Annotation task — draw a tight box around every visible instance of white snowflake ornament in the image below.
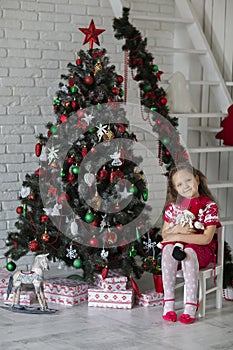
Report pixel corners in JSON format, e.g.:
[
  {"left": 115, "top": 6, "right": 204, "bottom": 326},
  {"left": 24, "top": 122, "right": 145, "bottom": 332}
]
[
  {"left": 81, "top": 114, "right": 95, "bottom": 125},
  {"left": 47, "top": 146, "right": 60, "bottom": 164},
  {"left": 96, "top": 123, "right": 108, "bottom": 140},
  {"left": 66, "top": 245, "right": 78, "bottom": 259}
]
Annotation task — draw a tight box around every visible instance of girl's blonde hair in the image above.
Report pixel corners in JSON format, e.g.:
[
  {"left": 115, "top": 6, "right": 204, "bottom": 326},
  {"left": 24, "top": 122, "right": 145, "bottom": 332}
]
[{"left": 164, "top": 163, "right": 217, "bottom": 209}]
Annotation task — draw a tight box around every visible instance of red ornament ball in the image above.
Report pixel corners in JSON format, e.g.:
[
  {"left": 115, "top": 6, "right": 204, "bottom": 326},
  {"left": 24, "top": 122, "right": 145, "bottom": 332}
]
[
  {"left": 112, "top": 86, "right": 120, "bottom": 95},
  {"left": 16, "top": 206, "right": 23, "bottom": 214},
  {"left": 67, "top": 157, "right": 74, "bottom": 164},
  {"left": 29, "top": 239, "right": 39, "bottom": 252},
  {"left": 71, "top": 100, "right": 78, "bottom": 110},
  {"left": 28, "top": 193, "right": 35, "bottom": 200},
  {"left": 76, "top": 58, "right": 82, "bottom": 66},
  {"left": 160, "top": 97, "right": 167, "bottom": 105},
  {"left": 84, "top": 75, "right": 94, "bottom": 85},
  {"left": 35, "top": 167, "right": 44, "bottom": 176},
  {"left": 89, "top": 236, "right": 99, "bottom": 247},
  {"left": 117, "top": 75, "right": 124, "bottom": 83},
  {"left": 60, "top": 115, "right": 68, "bottom": 123},
  {"left": 41, "top": 232, "right": 50, "bottom": 243},
  {"left": 41, "top": 215, "right": 49, "bottom": 222}
]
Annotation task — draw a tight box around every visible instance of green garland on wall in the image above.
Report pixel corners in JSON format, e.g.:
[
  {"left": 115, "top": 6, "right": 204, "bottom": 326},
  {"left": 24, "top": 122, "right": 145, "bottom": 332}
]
[{"left": 113, "top": 7, "right": 189, "bottom": 170}]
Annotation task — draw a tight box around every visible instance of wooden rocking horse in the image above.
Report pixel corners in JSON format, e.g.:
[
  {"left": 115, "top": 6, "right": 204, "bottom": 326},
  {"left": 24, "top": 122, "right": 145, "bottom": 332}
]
[{"left": 6, "top": 253, "right": 50, "bottom": 310}]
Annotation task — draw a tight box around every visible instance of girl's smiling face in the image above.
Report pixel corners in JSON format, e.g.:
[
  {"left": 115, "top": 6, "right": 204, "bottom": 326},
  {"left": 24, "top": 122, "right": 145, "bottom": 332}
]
[{"left": 172, "top": 169, "right": 200, "bottom": 199}]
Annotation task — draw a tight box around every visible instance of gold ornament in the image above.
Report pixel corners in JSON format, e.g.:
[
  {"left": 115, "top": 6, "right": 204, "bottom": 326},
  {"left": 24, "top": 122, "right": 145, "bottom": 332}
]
[
  {"left": 93, "top": 191, "right": 101, "bottom": 211},
  {"left": 103, "top": 124, "right": 114, "bottom": 142},
  {"left": 94, "top": 59, "right": 102, "bottom": 76}
]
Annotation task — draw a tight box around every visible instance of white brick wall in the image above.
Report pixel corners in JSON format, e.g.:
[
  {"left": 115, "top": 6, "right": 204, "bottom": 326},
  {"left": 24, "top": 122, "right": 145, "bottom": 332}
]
[{"left": 0, "top": 0, "right": 175, "bottom": 268}]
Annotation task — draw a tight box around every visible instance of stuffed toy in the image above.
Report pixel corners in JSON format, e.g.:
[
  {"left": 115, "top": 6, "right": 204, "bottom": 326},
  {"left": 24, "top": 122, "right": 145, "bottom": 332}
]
[{"left": 154, "top": 209, "right": 205, "bottom": 261}]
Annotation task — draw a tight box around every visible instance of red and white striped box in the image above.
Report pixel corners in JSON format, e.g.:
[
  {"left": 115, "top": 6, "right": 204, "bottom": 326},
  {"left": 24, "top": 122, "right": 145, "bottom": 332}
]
[
  {"left": 0, "top": 270, "right": 12, "bottom": 300},
  {"left": 4, "top": 291, "right": 35, "bottom": 306},
  {"left": 44, "top": 278, "right": 88, "bottom": 306},
  {"left": 136, "top": 290, "right": 164, "bottom": 307},
  {"left": 88, "top": 287, "right": 135, "bottom": 309},
  {"left": 94, "top": 270, "right": 127, "bottom": 292}
]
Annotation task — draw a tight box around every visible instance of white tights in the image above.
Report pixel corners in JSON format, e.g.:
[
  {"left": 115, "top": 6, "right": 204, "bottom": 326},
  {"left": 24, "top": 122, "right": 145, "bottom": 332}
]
[{"left": 162, "top": 244, "right": 199, "bottom": 317}]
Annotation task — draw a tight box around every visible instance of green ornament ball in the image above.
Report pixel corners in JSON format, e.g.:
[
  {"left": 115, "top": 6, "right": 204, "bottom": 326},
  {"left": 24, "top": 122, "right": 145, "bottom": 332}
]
[
  {"left": 129, "top": 185, "right": 138, "bottom": 195},
  {"left": 54, "top": 98, "right": 61, "bottom": 105},
  {"left": 50, "top": 125, "right": 58, "bottom": 134},
  {"left": 71, "top": 165, "right": 80, "bottom": 175},
  {"left": 85, "top": 211, "right": 95, "bottom": 223},
  {"left": 150, "top": 107, "right": 157, "bottom": 111},
  {"left": 60, "top": 169, "right": 66, "bottom": 177},
  {"left": 144, "top": 84, "right": 152, "bottom": 92},
  {"left": 97, "top": 103, "right": 102, "bottom": 111},
  {"left": 119, "top": 89, "right": 124, "bottom": 97},
  {"left": 73, "top": 258, "right": 83, "bottom": 269},
  {"left": 6, "top": 261, "right": 16, "bottom": 272},
  {"left": 142, "top": 188, "right": 148, "bottom": 201},
  {"left": 163, "top": 137, "right": 170, "bottom": 145},
  {"left": 70, "top": 86, "right": 78, "bottom": 93},
  {"left": 153, "top": 64, "right": 159, "bottom": 72}
]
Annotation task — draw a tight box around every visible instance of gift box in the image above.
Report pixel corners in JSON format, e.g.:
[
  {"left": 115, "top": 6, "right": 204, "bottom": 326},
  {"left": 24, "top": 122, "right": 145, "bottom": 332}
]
[
  {"left": 88, "top": 287, "right": 135, "bottom": 309},
  {"left": 94, "top": 270, "right": 127, "bottom": 292},
  {"left": 136, "top": 290, "right": 164, "bottom": 307},
  {"left": 0, "top": 270, "right": 12, "bottom": 300},
  {"left": 44, "top": 278, "right": 88, "bottom": 306},
  {"left": 4, "top": 291, "right": 35, "bottom": 306}
]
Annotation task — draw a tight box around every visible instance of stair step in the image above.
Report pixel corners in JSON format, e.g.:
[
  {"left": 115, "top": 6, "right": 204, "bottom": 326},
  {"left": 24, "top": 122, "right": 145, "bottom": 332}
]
[
  {"left": 226, "top": 82, "right": 233, "bottom": 86},
  {"left": 155, "top": 47, "right": 207, "bottom": 55},
  {"left": 162, "top": 80, "right": 220, "bottom": 86},
  {"left": 171, "top": 113, "right": 226, "bottom": 119},
  {"left": 208, "top": 181, "right": 233, "bottom": 189},
  {"left": 188, "top": 126, "right": 221, "bottom": 132},
  {"left": 189, "top": 146, "right": 233, "bottom": 153},
  {"left": 133, "top": 14, "right": 193, "bottom": 24}
]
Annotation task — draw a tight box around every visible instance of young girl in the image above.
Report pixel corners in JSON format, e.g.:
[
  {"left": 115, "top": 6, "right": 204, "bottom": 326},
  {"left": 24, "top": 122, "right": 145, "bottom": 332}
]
[{"left": 161, "top": 163, "right": 221, "bottom": 324}]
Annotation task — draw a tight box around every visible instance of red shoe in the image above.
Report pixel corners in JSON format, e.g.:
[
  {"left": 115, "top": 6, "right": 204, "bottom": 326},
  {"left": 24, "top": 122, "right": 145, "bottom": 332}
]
[
  {"left": 162, "top": 299, "right": 177, "bottom": 322},
  {"left": 179, "top": 302, "right": 199, "bottom": 325}
]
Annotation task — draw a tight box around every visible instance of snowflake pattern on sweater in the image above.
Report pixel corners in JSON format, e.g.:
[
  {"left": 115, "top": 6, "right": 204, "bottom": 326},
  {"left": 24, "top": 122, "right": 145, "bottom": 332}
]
[{"left": 164, "top": 194, "right": 221, "bottom": 230}]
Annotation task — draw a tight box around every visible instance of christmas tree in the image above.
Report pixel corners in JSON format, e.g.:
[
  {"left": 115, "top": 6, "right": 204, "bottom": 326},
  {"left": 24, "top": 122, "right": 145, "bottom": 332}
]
[
  {"left": 5, "top": 11, "right": 189, "bottom": 286},
  {"left": 5, "top": 19, "right": 156, "bottom": 284}
]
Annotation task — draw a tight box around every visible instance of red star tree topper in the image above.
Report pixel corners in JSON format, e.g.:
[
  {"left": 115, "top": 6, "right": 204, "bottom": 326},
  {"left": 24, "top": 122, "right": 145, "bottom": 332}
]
[{"left": 79, "top": 19, "right": 105, "bottom": 49}]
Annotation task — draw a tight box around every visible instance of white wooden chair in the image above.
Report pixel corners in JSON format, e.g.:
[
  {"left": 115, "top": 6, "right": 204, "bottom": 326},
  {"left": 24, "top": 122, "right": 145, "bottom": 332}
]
[{"left": 175, "top": 226, "right": 224, "bottom": 317}]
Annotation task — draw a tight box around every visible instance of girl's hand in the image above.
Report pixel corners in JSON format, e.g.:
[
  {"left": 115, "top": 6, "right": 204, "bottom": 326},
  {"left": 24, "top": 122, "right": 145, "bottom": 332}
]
[{"left": 164, "top": 224, "right": 196, "bottom": 236}]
